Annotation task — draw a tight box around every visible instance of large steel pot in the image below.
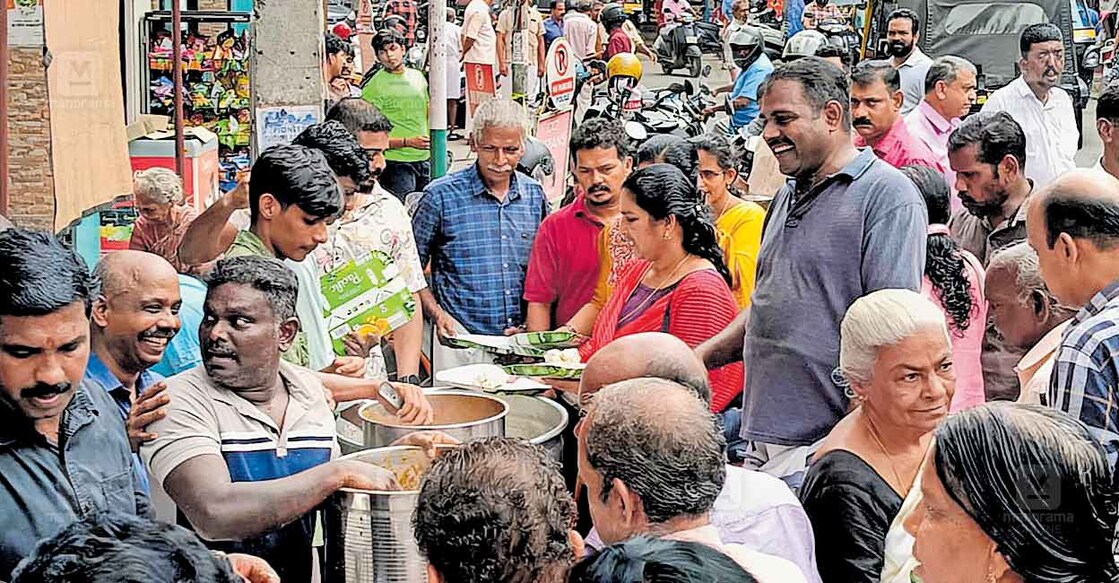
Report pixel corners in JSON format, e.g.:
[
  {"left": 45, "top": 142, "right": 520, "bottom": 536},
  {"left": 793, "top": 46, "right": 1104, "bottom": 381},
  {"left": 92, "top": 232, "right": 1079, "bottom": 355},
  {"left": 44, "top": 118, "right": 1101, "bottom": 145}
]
[
  {"left": 339, "top": 390, "right": 507, "bottom": 454},
  {"left": 500, "top": 394, "right": 569, "bottom": 462},
  {"left": 322, "top": 446, "right": 429, "bottom": 582}
]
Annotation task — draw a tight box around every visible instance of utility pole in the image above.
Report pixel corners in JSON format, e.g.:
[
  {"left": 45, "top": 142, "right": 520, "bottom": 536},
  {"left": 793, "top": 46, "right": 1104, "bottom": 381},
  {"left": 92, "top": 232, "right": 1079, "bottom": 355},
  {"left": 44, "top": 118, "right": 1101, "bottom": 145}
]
[{"left": 429, "top": 0, "right": 448, "bottom": 179}]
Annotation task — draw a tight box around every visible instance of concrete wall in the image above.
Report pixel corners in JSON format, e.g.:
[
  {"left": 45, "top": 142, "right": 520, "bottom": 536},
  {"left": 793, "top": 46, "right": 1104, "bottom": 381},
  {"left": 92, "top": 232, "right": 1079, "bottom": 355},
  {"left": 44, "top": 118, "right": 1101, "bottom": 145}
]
[
  {"left": 7, "top": 48, "right": 56, "bottom": 230},
  {"left": 252, "top": 0, "right": 325, "bottom": 111}
]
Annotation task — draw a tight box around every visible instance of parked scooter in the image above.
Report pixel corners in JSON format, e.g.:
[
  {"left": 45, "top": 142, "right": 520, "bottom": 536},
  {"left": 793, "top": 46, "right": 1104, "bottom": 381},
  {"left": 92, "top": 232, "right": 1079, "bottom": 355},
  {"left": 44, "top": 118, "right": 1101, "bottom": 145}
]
[
  {"left": 655, "top": 11, "right": 718, "bottom": 77},
  {"left": 631, "top": 77, "right": 715, "bottom": 138}
]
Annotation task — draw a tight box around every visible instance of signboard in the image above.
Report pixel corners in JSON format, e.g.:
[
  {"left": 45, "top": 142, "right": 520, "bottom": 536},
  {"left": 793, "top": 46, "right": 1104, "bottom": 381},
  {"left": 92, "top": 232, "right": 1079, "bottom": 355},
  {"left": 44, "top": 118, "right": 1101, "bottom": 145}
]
[
  {"left": 320, "top": 251, "right": 417, "bottom": 357},
  {"left": 545, "top": 38, "right": 576, "bottom": 110},
  {"left": 535, "top": 109, "right": 573, "bottom": 206},
  {"left": 465, "top": 62, "right": 497, "bottom": 120},
  {"left": 8, "top": 0, "right": 43, "bottom": 47},
  {"left": 255, "top": 105, "right": 320, "bottom": 151}
]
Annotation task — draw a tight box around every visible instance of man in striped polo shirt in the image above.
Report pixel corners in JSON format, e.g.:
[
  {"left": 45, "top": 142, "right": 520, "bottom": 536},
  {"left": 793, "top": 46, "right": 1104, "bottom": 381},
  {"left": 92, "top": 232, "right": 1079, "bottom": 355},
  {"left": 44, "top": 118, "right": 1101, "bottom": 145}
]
[{"left": 141, "top": 256, "right": 400, "bottom": 582}]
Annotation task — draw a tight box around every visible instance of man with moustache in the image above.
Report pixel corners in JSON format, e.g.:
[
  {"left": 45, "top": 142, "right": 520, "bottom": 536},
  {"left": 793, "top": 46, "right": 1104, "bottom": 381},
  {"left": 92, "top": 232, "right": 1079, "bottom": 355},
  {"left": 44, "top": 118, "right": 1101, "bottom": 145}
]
[
  {"left": 946, "top": 111, "right": 1032, "bottom": 264},
  {"left": 695, "top": 58, "right": 926, "bottom": 488},
  {"left": 140, "top": 256, "right": 406, "bottom": 582},
  {"left": 0, "top": 229, "right": 146, "bottom": 578},
  {"left": 981, "top": 23, "right": 1077, "bottom": 189},
  {"left": 947, "top": 111, "right": 1032, "bottom": 402},
  {"left": 850, "top": 60, "right": 942, "bottom": 172},
  {"left": 412, "top": 99, "right": 548, "bottom": 371},
  {"left": 884, "top": 8, "right": 932, "bottom": 115},
  {"left": 84, "top": 251, "right": 181, "bottom": 495},
  {"left": 905, "top": 55, "right": 978, "bottom": 209},
  {"left": 523, "top": 118, "right": 631, "bottom": 331},
  {"left": 1094, "top": 84, "right": 1119, "bottom": 180}
]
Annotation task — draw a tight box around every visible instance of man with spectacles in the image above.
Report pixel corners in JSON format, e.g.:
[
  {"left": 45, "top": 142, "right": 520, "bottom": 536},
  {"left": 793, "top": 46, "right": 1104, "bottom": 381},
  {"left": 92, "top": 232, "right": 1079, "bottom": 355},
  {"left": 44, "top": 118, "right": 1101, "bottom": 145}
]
[
  {"left": 980, "top": 23, "right": 1077, "bottom": 189},
  {"left": 412, "top": 99, "right": 549, "bottom": 372}
]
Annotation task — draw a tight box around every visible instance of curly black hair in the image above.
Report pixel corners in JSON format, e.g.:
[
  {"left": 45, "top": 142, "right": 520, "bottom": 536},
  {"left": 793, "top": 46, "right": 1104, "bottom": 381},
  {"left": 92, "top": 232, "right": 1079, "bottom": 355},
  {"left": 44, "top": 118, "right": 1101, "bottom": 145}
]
[
  {"left": 623, "top": 164, "right": 732, "bottom": 285},
  {"left": 413, "top": 437, "right": 576, "bottom": 583},
  {"left": 901, "top": 165, "right": 974, "bottom": 334},
  {"left": 12, "top": 512, "right": 242, "bottom": 583},
  {"left": 292, "top": 120, "right": 372, "bottom": 186}
]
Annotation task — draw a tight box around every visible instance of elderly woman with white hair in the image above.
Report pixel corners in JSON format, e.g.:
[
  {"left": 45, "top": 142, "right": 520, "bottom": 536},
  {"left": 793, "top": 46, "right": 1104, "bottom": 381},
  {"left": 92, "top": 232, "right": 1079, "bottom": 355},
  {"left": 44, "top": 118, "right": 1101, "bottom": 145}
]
[
  {"left": 799, "top": 289, "right": 955, "bottom": 583},
  {"left": 128, "top": 167, "right": 208, "bottom": 276}
]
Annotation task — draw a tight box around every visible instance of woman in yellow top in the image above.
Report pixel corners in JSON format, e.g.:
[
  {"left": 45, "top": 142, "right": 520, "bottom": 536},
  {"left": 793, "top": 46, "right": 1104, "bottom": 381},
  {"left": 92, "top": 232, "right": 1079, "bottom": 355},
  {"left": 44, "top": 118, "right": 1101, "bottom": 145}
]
[{"left": 693, "top": 134, "right": 765, "bottom": 308}]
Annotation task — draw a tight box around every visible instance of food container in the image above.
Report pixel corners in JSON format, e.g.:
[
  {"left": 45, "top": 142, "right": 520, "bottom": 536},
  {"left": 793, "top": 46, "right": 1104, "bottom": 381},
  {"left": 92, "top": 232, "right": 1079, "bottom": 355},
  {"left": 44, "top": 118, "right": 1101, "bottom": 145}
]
[
  {"left": 339, "top": 390, "right": 508, "bottom": 454},
  {"left": 322, "top": 446, "right": 430, "bottom": 582},
  {"left": 500, "top": 394, "right": 569, "bottom": 462}
]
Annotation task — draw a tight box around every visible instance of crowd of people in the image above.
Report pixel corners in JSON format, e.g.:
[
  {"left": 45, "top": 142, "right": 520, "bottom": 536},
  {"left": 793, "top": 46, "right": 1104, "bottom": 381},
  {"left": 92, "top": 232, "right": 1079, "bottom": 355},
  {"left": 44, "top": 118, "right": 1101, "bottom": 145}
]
[{"left": 7, "top": 0, "right": 1119, "bottom": 581}]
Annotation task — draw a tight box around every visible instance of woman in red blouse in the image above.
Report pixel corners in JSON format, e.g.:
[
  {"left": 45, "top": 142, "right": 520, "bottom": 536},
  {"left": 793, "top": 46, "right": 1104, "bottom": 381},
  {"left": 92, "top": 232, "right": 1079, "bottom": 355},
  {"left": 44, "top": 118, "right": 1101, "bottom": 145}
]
[{"left": 577, "top": 164, "right": 744, "bottom": 412}]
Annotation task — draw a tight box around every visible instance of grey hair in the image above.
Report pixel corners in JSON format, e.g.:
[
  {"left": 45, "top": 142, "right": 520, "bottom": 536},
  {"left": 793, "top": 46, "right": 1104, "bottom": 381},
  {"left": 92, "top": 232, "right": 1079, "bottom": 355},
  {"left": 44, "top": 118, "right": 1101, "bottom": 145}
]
[
  {"left": 988, "top": 241, "right": 1076, "bottom": 316},
  {"left": 924, "top": 55, "right": 977, "bottom": 95},
  {"left": 839, "top": 289, "right": 950, "bottom": 385},
  {"left": 471, "top": 99, "right": 528, "bottom": 145},
  {"left": 584, "top": 378, "right": 726, "bottom": 524},
  {"left": 133, "top": 167, "right": 184, "bottom": 205},
  {"left": 445, "top": 6, "right": 456, "bottom": 21}
]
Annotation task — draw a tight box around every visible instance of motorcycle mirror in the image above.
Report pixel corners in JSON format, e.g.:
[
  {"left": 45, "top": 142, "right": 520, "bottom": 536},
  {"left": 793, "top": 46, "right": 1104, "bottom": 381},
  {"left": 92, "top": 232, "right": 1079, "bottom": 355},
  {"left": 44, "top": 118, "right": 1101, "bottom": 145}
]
[
  {"left": 684, "top": 80, "right": 695, "bottom": 96},
  {"left": 702, "top": 64, "right": 712, "bottom": 77},
  {"left": 624, "top": 121, "right": 648, "bottom": 142},
  {"left": 668, "top": 82, "right": 685, "bottom": 93}
]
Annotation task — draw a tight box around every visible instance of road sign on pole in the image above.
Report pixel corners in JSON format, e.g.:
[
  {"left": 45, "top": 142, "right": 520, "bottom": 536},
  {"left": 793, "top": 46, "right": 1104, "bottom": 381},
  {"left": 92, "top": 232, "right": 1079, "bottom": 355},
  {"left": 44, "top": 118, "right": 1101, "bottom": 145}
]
[{"left": 545, "top": 38, "right": 576, "bottom": 111}]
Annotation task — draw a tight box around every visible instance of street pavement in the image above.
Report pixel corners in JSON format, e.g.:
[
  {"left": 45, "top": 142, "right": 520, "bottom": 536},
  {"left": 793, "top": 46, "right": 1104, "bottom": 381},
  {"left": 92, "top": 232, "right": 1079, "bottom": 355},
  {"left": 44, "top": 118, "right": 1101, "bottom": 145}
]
[{"left": 448, "top": 54, "right": 1104, "bottom": 172}]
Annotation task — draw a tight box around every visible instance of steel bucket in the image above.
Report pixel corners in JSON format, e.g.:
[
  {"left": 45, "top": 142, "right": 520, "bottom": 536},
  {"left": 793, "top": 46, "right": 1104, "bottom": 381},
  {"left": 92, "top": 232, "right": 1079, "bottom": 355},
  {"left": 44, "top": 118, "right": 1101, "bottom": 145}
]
[
  {"left": 339, "top": 390, "right": 507, "bottom": 454},
  {"left": 500, "top": 394, "right": 569, "bottom": 462},
  {"left": 322, "top": 446, "right": 430, "bottom": 583}
]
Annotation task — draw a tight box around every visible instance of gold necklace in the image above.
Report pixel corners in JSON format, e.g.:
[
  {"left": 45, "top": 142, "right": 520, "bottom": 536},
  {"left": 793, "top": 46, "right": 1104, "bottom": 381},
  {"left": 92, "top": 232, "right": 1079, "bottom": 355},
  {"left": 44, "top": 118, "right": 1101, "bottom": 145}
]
[
  {"left": 863, "top": 412, "right": 906, "bottom": 493},
  {"left": 618, "top": 255, "right": 690, "bottom": 323}
]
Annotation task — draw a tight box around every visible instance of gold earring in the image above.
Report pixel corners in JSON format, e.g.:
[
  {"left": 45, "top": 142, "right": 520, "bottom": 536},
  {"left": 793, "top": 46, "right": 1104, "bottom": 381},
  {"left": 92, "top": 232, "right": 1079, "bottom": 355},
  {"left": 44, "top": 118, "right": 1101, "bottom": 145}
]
[{"left": 662, "top": 231, "right": 671, "bottom": 240}]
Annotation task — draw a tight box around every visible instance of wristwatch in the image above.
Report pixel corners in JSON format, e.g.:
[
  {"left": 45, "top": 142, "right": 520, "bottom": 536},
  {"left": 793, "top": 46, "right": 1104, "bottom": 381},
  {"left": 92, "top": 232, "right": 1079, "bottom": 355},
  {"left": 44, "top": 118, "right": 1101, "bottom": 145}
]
[{"left": 398, "top": 374, "right": 422, "bottom": 386}]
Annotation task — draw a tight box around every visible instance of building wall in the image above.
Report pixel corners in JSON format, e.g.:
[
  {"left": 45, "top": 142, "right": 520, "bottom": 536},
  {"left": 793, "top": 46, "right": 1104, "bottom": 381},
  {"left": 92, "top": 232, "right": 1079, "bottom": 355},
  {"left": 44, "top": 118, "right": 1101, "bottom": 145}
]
[{"left": 7, "top": 47, "right": 56, "bottom": 230}]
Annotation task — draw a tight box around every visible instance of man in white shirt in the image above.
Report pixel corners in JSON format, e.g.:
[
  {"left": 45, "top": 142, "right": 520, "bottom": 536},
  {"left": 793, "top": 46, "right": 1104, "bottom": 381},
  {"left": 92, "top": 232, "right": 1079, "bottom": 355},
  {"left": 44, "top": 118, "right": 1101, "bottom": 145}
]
[
  {"left": 564, "top": 0, "right": 599, "bottom": 118},
  {"left": 1095, "top": 82, "right": 1119, "bottom": 179},
  {"left": 904, "top": 55, "right": 977, "bottom": 210},
  {"left": 578, "top": 378, "right": 809, "bottom": 583},
  {"left": 885, "top": 8, "right": 932, "bottom": 115},
  {"left": 985, "top": 242, "right": 1076, "bottom": 405},
  {"left": 462, "top": 0, "right": 497, "bottom": 129},
  {"left": 444, "top": 7, "right": 464, "bottom": 138},
  {"left": 576, "top": 333, "right": 821, "bottom": 582},
  {"left": 981, "top": 23, "right": 1078, "bottom": 189}
]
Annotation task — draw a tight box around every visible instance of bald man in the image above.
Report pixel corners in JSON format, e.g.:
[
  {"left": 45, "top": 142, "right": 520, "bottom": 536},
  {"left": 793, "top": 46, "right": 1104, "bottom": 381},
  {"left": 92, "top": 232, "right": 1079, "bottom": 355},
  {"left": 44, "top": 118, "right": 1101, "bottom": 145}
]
[
  {"left": 85, "top": 251, "right": 182, "bottom": 491},
  {"left": 1027, "top": 169, "right": 1119, "bottom": 472},
  {"left": 576, "top": 333, "right": 821, "bottom": 582}
]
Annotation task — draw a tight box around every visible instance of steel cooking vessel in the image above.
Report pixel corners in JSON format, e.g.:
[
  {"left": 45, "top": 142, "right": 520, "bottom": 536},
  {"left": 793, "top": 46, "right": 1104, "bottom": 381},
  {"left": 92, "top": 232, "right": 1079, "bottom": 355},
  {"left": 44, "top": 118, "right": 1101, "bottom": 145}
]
[
  {"left": 500, "top": 394, "right": 568, "bottom": 462},
  {"left": 322, "top": 446, "right": 430, "bottom": 583},
  {"left": 339, "top": 390, "right": 507, "bottom": 454}
]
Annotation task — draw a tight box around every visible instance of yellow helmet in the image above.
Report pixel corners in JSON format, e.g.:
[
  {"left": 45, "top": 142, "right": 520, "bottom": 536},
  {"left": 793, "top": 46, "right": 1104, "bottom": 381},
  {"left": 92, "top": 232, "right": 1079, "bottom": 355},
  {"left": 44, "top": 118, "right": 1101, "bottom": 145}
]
[{"left": 606, "top": 52, "right": 643, "bottom": 81}]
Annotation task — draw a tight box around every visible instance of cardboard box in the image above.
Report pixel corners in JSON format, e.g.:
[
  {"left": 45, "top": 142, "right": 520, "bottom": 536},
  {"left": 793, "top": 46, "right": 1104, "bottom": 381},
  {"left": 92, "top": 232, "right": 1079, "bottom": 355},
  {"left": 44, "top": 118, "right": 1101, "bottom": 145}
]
[
  {"left": 320, "top": 251, "right": 417, "bottom": 356},
  {"left": 127, "top": 115, "right": 221, "bottom": 211}
]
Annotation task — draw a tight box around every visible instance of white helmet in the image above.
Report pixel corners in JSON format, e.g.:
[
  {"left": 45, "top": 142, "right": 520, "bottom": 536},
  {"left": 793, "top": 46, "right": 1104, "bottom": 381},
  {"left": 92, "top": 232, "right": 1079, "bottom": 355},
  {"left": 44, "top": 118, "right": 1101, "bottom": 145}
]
[{"left": 782, "top": 30, "right": 827, "bottom": 61}]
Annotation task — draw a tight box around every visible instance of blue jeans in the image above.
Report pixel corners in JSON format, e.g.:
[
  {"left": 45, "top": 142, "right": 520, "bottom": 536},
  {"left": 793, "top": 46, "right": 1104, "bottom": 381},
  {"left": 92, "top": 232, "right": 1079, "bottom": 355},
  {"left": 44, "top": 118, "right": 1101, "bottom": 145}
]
[{"left": 718, "top": 407, "right": 750, "bottom": 465}]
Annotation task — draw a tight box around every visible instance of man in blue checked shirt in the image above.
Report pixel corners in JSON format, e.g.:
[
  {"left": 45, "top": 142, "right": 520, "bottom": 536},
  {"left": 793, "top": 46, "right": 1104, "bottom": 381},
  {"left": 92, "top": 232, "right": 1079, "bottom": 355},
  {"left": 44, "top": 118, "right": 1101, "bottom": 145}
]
[
  {"left": 1027, "top": 170, "right": 1119, "bottom": 471},
  {"left": 412, "top": 98, "right": 549, "bottom": 372},
  {"left": 84, "top": 250, "right": 182, "bottom": 494}
]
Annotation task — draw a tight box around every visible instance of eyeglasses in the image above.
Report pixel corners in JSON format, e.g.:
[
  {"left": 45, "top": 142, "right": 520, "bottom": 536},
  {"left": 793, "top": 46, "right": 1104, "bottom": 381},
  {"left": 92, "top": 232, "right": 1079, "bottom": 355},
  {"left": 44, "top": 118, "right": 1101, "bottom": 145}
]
[{"left": 698, "top": 169, "right": 725, "bottom": 181}]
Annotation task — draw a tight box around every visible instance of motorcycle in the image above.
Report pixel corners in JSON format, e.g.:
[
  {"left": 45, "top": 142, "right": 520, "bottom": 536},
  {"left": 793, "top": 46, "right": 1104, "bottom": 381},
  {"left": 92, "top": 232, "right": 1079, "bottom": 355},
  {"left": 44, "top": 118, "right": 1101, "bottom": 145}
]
[
  {"left": 655, "top": 12, "right": 718, "bottom": 77},
  {"left": 639, "top": 79, "right": 714, "bottom": 137},
  {"left": 817, "top": 18, "right": 861, "bottom": 66}
]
